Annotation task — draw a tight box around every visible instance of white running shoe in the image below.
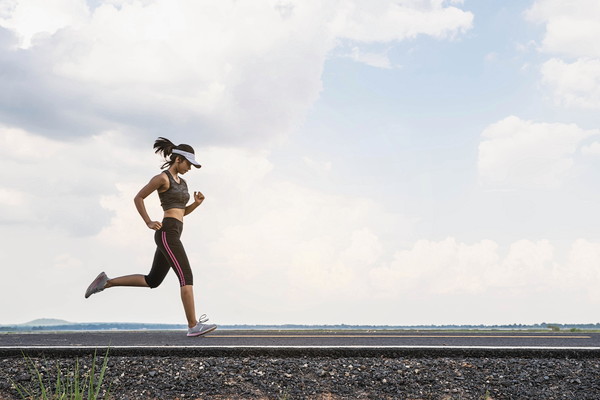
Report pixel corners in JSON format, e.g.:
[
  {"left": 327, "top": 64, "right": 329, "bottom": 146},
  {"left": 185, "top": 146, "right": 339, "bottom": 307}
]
[
  {"left": 187, "top": 314, "right": 217, "bottom": 337},
  {"left": 84, "top": 272, "right": 109, "bottom": 299}
]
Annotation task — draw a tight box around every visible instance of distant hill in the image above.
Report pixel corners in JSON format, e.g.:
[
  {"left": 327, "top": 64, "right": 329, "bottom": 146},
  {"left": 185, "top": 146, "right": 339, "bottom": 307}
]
[{"left": 21, "top": 318, "right": 71, "bottom": 326}]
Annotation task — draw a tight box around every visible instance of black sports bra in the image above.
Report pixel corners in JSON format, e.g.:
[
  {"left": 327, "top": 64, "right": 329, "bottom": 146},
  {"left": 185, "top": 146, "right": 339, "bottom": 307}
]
[{"left": 158, "top": 171, "right": 190, "bottom": 211}]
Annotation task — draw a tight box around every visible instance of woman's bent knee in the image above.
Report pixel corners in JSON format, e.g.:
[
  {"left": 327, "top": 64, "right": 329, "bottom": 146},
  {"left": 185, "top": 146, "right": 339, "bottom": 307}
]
[{"left": 144, "top": 275, "right": 161, "bottom": 289}]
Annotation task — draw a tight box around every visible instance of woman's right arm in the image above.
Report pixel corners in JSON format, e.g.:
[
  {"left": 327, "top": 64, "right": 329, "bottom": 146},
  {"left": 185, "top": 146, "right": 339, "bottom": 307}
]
[{"left": 134, "top": 174, "right": 167, "bottom": 230}]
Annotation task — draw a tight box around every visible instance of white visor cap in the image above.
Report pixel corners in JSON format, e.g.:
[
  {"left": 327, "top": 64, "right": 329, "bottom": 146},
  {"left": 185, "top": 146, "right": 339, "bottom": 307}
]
[{"left": 172, "top": 149, "right": 201, "bottom": 168}]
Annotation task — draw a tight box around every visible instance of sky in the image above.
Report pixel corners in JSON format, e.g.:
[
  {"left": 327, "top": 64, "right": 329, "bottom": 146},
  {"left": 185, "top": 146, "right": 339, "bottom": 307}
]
[{"left": 1, "top": 0, "right": 600, "bottom": 326}]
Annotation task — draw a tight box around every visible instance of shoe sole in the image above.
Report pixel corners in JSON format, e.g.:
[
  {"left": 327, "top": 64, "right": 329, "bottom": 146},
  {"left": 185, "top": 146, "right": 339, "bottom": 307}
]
[{"left": 187, "top": 325, "right": 217, "bottom": 337}]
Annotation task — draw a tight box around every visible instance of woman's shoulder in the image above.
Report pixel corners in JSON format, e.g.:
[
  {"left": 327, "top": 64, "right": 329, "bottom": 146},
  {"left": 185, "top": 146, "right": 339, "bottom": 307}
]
[
  {"left": 150, "top": 171, "right": 170, "bottom": 187},
  {"left": 151, "top": 171, "right": 170, "bottom": 193},
  {"left": 154, "top": 171, "right": 170, "bottom": 181}
]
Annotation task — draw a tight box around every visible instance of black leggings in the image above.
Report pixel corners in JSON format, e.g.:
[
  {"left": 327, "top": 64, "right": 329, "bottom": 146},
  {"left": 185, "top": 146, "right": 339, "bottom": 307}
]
[{"left": 145, "top": 218, "right": 193, "bottom": 288}]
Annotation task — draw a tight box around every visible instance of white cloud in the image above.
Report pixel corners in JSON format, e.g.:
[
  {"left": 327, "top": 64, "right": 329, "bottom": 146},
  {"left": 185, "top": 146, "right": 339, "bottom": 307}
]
[
  {"left": 0, "top": 0, "right": 472, "bottom": 143},
  {"left": 345, "top": 46, "right": 394, "bottom": 69},
  {"left": 369, "top": 237, "right": 598, "bottom": 301},
  {"left": 527, "top": 0, "right": 600, "bottom": 111},
  {"left": 0, "top": 186, "right": 27, "bottom": 207},
  {"left": 369, "top": 238, "right": 499, "bottom": 296},
  {"left": 581, "top": 141, "right": 600, "bottom": 155},
  {"left": 53, "top": 253, "right": 83, "bottom": 271},
  {"left": 0, "top": 0, "right": 89, "bottom": 48},
  {"left": 302, "top": 156, "right": 332, "bottom": 174},
  {"left": 541, "top": 58, "right": 600, "bottom": 109},
  {"left": 0, "top": 186, "right": 32, "bottom": 224},
  {"left": 565, "top": 239, "right": 600, "bottom": 302},
  {"left": 497, "top": 239, "right": 557, "bottom": 290},
  {"left": 477, "top": 116, "right": 599, "bottom": 189},
  {"left": 526, "top": 0, "right": 600, "bottom": 58},
  {"left": 330, "top": 0, "right": 473, "bottom": 42},
  {"left": 0, "top": 125, "right": 152, "bottom": 234},
  {"left": 200, "top": 172, "right": 405, "bottom": 303}
]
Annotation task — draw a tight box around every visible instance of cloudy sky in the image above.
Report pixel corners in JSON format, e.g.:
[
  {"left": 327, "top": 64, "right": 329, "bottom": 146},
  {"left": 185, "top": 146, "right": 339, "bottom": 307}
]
[{"left": 2, "top": 0, "right": 600, "bottom": 326}]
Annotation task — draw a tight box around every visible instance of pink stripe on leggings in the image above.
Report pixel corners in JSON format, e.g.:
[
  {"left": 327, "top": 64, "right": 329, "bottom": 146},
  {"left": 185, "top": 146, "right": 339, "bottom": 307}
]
[{"left": 162, "top": 231, "right": 186, "bottom": 286}]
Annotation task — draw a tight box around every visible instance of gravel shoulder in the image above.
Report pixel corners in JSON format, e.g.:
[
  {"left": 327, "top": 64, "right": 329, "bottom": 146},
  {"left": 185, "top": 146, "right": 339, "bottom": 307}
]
[{"left": 1, "top": 354, "right": 600, "bottom": 399}]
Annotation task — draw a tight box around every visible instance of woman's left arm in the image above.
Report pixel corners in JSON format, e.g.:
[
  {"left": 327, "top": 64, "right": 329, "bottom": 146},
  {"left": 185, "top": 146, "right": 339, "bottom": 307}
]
[{"left": 184, "top": 191, "right": 205, "bottom": 216}]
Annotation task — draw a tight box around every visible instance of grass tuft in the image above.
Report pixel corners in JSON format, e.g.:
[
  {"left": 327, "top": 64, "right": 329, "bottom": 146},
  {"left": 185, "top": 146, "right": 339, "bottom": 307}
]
[{"left": 10, "top": 348, "right": 111, "bottom": 400}]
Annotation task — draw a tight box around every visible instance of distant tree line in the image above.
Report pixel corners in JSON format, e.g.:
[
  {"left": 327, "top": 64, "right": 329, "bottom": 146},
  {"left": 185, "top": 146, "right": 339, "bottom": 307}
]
[{"left": 2, "top": 322, "right": 600, "bottom": 332}]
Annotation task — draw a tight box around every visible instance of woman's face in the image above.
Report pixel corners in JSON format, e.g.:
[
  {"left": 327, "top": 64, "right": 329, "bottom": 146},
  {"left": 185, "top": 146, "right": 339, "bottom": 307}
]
[{"left": 177, "top": 157, "right": 192, "bottom": 174}]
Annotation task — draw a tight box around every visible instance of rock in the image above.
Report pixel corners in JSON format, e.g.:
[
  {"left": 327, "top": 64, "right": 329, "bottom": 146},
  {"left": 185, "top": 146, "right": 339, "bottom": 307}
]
[{"left": 17, "top": 373, "right": 31, "bottom": 382}]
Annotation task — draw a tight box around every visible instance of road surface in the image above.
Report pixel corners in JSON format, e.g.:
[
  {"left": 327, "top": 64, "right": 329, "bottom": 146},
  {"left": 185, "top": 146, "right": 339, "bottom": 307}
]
[{"left": 2, "top": 330, "right": 599, "bottom": 357}]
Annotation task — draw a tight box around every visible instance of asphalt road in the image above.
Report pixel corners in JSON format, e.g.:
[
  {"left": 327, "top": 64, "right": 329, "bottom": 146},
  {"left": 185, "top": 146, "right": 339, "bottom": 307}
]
[{"left": 2, "top": 330, "right": 599, "bottom": 357}]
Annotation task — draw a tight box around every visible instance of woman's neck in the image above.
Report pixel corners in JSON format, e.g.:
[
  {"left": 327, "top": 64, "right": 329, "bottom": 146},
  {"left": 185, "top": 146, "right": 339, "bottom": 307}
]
[{"left": 168, "top": 165, "right": 180, "bottom": 182}]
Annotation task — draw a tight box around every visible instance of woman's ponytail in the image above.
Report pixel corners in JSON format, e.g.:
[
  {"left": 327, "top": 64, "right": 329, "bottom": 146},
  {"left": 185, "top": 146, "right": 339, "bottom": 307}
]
[
  {"left": 154, "top": 137, "right": 177, "bottom": 169},
  {"left": 154, "top": 137, "right": 175, "bottom": 157}
]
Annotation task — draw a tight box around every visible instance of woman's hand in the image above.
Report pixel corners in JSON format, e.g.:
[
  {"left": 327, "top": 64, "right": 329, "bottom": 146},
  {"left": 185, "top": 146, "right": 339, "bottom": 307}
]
[
  {"left": 146, "top": 221, "right": 162, "bottom": 230},
  {"left": 184, "top": 191, "right": 205, "bottom": 216},
  {"left": 193, "top": 191, "right": 205, "bottom": 205}
]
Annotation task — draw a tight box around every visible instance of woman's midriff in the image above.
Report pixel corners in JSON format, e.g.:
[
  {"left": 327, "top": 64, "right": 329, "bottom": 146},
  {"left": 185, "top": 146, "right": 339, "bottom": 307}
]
[{"left": 164, "top": 208, "right": 185, "bottom": 222}]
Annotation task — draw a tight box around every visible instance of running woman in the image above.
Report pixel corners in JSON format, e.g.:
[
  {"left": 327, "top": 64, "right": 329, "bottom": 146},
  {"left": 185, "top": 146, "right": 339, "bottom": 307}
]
[{"left": 85, "top": 137, "right": 217, "bottom": 337}]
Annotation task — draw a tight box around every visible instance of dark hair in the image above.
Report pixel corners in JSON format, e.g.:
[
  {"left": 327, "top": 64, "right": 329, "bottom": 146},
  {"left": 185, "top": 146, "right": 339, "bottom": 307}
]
[{"left": 153, "top": 137, "right": 196, "bottom": 169}]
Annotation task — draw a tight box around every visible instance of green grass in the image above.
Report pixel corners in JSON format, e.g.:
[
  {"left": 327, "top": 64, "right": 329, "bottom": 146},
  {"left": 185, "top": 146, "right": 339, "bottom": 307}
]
[
  {"left": 11, "top": 349, "right": 111, "bottom": 400},
  {"left": 482, "top": 389, "right": 493, "bottom": 399}
]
